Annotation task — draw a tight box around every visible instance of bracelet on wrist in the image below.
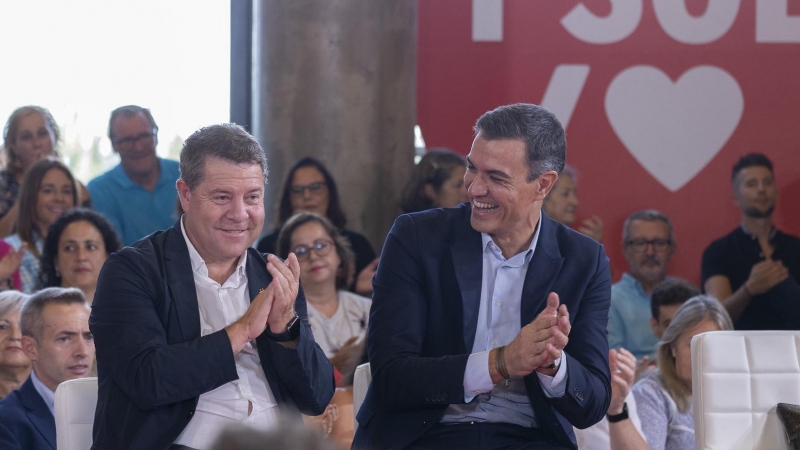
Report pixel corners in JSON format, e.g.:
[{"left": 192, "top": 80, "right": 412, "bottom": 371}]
[
  {"left": 607, "top": 402, "right": 629, "bottom": 423},
  {"left": 496, "top": 345, "right": 510, "bottom": 380}
]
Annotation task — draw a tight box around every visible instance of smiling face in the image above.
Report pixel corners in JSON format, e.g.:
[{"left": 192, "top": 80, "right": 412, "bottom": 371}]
[
  {"left": 35, "top": 168, "right": 75, "bottom": 234},
  {"left": 22, "top": 302, "right": 94, "bottom": 392},
  {"left": 733, "top": 166, "right": 777, "bottom": 219},
  {"left": 9, "top": 112, "right": 56, "bottom": 173},
  {"left": 55, "top": 221, "right": 108, "bottom": 297},
  {"left": 465, "top": 135, "right": 552, "bottom": 254},
  {"left": 290, "top": 221, "right": 341, "bottom": 289},
  {"left": 178, "top": 157, "right": 265, "bottom": 270},
  {"left": 0, "top": 307, "right": 30, "bottom": 372},
  {"left": 543, "top": 173, "right": 578, "bottom": 225},
  {"left": 289, "top": 166, "right": 330, "bottom": 216},
  {"left": 110, "top": 112, "right": 159, "bottom": 179}
]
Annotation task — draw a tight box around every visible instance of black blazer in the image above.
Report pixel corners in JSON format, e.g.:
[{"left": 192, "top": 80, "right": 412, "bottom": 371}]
[
  {"left": 0, "top": 376, "right": 56, "bottom": 450},
  {"left": 89, "top": 221, "right": 334, "bottom": 450},
  {"left": 353, "top": 205, "right": 611, "bottom": 449}
]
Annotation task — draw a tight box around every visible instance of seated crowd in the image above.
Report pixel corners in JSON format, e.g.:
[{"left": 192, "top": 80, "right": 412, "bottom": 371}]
[{"left": 0, "top": 102, "right": 796, "bottom": 450}]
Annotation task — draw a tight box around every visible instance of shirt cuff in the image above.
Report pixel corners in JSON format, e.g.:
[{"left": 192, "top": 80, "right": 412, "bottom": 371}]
[
  {"left": 463, "top": 349, "right": 493, "bottom": 402},
  {"left": 536, "top": 352, "right": 568, "bottom": 398}
]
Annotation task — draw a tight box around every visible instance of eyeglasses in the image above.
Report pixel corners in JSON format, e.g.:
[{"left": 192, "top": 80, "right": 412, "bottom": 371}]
[
  {"left": 112, "top": 132, "right": 156, "bottom": 150},
  {"left": 291, "top": 240, "right": 334, "bottom": 261},
  {"left": 289, "top": 182, "right": 327, "bottom": 197},
  {"left": 625, "top": 238, "right": 673, "bottom": 252}
]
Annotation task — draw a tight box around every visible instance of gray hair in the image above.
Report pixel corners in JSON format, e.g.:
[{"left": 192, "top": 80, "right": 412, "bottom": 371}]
[
  {"left": 0, "top": 290, "right": 29, "bottom": 319},
  {"left": 107, "top": 105, "right": 159, "bottom": 141},
  {"left": 656, "top": 295, "right": 732, "bottom": 412},
  {"left": 20, "top": 287, "right": 88, "bottom": 342},
  {"left": 474, "top": 103, "right": 566, "bottom": 181},
  {"left": 622, "top": 209, "right": 675, "bottom": 244},
  {"left": 179, "top": 123, "right": 268, "bottom": 190}
]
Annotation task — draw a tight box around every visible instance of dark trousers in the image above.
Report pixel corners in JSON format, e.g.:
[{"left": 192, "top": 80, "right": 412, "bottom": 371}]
[{"left": 408, "top": 422, "right": 570, "bottom": 450}]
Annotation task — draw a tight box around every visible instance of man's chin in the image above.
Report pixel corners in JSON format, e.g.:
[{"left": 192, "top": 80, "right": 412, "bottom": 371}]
[{"left": 743, "top": 206, "right": 775, "bottom": 219}]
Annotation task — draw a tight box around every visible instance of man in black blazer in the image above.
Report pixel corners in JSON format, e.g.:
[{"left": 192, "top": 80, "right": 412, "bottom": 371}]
[
  {"left": 353, "top": 104, "right": 611, "bottom": 449},
  {"left": 0, "top": 287, "right": 95, "bottom": 450},
  {"left": 90, "top": 124, "right": 334, "bottom": 449}
]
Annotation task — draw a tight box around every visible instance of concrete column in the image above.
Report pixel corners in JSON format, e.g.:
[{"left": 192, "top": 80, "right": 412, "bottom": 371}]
[{"left": 252, "top": 0, "right": 417, "bottom": 253}]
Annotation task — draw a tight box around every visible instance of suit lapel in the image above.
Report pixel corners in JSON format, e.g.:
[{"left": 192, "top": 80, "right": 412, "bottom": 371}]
[
  {"left": 520, "top": 213, "right": 564, "bottom": 327},
  {"left": 162, "top": 221, "right": 201, "bottom": 342},
  {"left": 20, "top": 378, "right": 56, "bottom": 450},
  {"left": 450, "top": 208, "right": 484, "bottom": 353}
]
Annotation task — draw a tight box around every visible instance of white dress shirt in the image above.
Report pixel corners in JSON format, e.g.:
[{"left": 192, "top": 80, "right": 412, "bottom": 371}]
[
  {"left": 174, "top": 219, "right": 278, "bottom": 448},
  {"left": 441, "top": 216, "right": 568, "bottom": 427}
]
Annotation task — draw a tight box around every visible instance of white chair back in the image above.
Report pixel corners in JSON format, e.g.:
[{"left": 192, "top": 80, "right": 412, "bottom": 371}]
[
  {"left": 353, "top": 362, "right": 372, "bottom": 428},
  {"left": 692, "top": 331, "right": 800, "bottom": 450},
  {"left": 54, "top": 377, "right": 98, "bottom": 450}
]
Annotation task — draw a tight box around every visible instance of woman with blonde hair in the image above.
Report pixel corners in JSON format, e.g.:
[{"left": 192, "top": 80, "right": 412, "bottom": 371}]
[
  {"left": 608, "top": 295, "right": 732, "bottom": 450},
  {"left": 0, "top": 290, "right": 31, "bottom": 399},
  {"left": 0, "top": 106, "right": 90, "bottom": 237}
]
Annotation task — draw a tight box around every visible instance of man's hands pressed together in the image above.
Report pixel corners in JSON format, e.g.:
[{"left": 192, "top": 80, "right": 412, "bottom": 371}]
[
  {"left": 226, "top": 253, "right": 301, "bottom": 353},
  {"left": 490, "top": 292, "right": 571, "bottom": 384}
]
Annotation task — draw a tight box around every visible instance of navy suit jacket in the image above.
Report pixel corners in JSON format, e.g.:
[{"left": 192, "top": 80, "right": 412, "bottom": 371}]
[
  {"left": 353, "top": 205, "right": 611, "bottom": 450},
  {"left": 0, "top": 376, "right": 56, "bottom": 450},
  {"left": 89, "top": 221, "right": 334, "bottom": 450}
]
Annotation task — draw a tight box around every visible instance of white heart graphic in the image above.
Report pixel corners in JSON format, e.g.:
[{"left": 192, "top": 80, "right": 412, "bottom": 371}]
[{"left": 605, "top": 65, "right": 744, "bottom": 192}]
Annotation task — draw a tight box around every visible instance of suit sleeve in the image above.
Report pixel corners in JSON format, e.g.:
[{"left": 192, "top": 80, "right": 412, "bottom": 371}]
[
  {"left": 0, "top": 420, "right": 22, "bottom": 450},
  {"left": 90, "top": 251, "right": 239, "bottom": 411},
  {"left": 546, "top": 244, "right": 612, "bottom": 429},
  {"left": 367, "top": 215, "right": 470, "bottom": 411}
]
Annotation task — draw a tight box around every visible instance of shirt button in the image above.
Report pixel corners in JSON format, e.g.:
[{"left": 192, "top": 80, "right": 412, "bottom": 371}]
[{"left": 492, "top": 340, "right": 498, "bottom": 346}]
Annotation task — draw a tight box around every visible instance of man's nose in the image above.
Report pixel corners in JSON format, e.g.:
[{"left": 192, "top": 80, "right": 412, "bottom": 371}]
[
  {"left": 467, "top": 176, "right": 486, "bottom": 197},
  {"left": 228, "top": 197, "right": 248, "bottom": 221}
]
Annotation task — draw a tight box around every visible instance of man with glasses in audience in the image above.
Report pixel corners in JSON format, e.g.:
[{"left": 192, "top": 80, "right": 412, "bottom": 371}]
[
  {"left": 702, "top": 153, "right": 800, "bottom": 330},
  {"left": 609, "top": 210, "right": 676, "bottom": 361},
  {"left": 88, "top": 105, "right": 181, "bottom": 245}
]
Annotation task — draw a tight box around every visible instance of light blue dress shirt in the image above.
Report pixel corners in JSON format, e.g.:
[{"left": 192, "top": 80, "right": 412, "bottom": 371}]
[
  {"left": 608, "top": 273, "right": 660, "bottom": 361},
  {"left": 441, "top": 217, "right": 568, "bottom": 427}
]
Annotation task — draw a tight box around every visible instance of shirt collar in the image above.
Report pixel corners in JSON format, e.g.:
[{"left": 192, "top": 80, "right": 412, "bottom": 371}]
[
  {"left": 481, "top": 212, "right": 542, "bottom": 266},
  {"left": 739, "top": 222, "right": 778, "bottom": 241},
  {"left": 30, "top": 370, "right": 55, "bottom": 416},
  {"left": 180, "top": 215, "right": 247, "bottom": 280}
]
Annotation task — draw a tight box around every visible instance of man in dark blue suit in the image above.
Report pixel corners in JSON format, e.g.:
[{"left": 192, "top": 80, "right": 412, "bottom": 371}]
[
  {"left": 90, "top": 124, "right": 334, "bottom": 449},
  {"left": 0, "top": 288, "right": 95, "bottom": 450},
  {"left": 354, "top": 104, "right": 611, "bottom": 449}
]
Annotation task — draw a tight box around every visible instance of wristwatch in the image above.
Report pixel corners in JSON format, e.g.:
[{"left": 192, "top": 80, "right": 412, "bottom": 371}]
[
  {"left": 266, "top": 315, "right": 300, "bottom": 342},
  {"left": 606, "top": 402, "right": 629, "bottom": 423}
]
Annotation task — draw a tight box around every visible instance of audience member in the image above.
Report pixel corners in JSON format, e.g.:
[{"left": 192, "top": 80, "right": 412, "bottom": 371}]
[
  {"left": 399, "top": 148, "right": 468, "bottom": 213},
  {"left": 257, "top": 157, "right": 377, "bottom": 296},
  {"left": 702, "top": 153, "right": 800, "bottom": 330},
  {"left": 543, "top": 165, "right": 604, "bottom": 242},
  {"left": 609, "top": 210, "right": 676, "bottom": 361},
  {"left": 0, "top": 287, "right": 94, "bottom": 450},
  {"left": 88, "top": 105, "right": 181, "bottom": 245},
  {"left": 0, "top": 106, "right": 90, "bottom": 237},
  {"left": 353, "top": 104, "right": 611, "bottom": 449},
  {"left": 0, "top": 291, "right": 30, "bottom": 399},
  {"left": 89, "top": 123, "right": 333, "bottom": 449},
  {"left": 3, "top": 159, "right": 78, "bottom": 293},
  {"left": 277, "top": 212, "right": 370, "bottom": 386},
  {"left": 649, "top": 278, "right": 700, "bottom": 342},
  {"left": 39, "top": 208, "right": 122, "bottom": 305},
  {"left": 609, "top": 295, "right": 732, "bottom": 450}
]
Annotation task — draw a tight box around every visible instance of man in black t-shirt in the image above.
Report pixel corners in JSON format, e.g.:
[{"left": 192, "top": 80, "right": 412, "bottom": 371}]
[{"left": 701, "top": 153, "right": 800, "bottom": 330}]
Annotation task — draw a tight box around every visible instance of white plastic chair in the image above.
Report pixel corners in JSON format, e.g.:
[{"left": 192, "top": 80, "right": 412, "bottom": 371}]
[
  {"left": 54, "top": 377, "right": 97, "bottom": 450},
  {"left": 353, "top": 362, "right": 372, "bottom": 428}
]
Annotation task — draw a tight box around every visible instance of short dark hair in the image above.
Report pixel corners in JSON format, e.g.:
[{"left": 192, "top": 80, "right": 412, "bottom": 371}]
[
  {"left": 400, "top": 148, "right": 466, "bottom": 213},
  {"left": 277, "top": 157, "right": 346, "bottom": 229},
  {"left": 108, "top": 105, "right": 159, "bottom": 141},
  {"left": 39, "top": 208, "right": 122, "bottom": 289},
  {"left": 16, "top": 159, "right": 80, "bottom": 257},
  {"left": 473, "top": 103, "right": 566, "bottom": 181},
  {"left": 20, "top": 287, "right": 88, "bottom": 342},
  {"left": 650, "top": 278, "right": 700, "bottom": 320},
  {"left": 276, "top": 212, "right": 355, "bottom": 290},
  {"left": 731, "top": 153, "right": 774, "bottom": 184},
  {"left": 180, "top": 123, "right": 268, "bottom": 190}
]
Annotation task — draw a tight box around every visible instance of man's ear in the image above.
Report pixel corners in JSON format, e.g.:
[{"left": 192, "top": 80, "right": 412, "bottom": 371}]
[
  {"left": 21, "top": 335, "right": 38, "bottom": 362},
  {"left": 537, "top": 171, "right": 559, "bottom": 200},
  {"left": 176, "top": 179, "right": 191, "bottom": 214}
]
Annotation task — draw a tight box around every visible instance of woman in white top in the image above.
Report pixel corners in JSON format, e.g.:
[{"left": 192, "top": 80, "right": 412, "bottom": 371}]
[{"left": 277, "top": 212, "right": 370, "bottom": 386}]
